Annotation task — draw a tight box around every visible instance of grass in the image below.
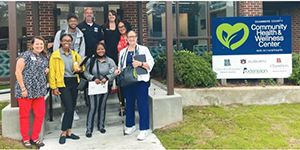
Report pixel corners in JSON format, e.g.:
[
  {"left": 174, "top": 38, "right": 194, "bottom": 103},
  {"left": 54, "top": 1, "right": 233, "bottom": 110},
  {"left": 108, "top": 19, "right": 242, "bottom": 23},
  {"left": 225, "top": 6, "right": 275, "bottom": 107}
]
[
  {"left": 0, "top": 84, "right": 10, "bottom": 90},
  {"left": 154, "top": 103, "right": 300, "bottom": 149},
  {"left": 0, "top": 101, "right": 26, "bottom": 149}
]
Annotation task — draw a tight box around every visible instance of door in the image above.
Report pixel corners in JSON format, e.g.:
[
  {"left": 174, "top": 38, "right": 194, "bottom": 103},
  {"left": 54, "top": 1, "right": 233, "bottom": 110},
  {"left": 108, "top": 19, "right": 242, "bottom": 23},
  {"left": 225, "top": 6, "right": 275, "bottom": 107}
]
[
  {"left": 54, "top": 2, "right": 108, "bottom": 32},
  {"left": 73, "top": 3, "right": 108, "bottom": 26}
]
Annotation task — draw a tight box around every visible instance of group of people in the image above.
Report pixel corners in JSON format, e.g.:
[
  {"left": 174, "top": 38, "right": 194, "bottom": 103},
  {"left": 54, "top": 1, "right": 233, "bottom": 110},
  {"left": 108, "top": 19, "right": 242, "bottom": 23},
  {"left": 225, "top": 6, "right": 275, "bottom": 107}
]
[{"left": 14, "top": 7, "right": 154, "bottom": 148}]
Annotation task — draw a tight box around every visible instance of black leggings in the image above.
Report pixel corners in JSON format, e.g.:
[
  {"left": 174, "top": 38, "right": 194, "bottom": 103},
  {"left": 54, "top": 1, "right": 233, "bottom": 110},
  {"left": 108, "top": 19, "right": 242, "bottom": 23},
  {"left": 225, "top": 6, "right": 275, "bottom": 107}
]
[{"left": 59, "top": 77, "right": 78, "bottom": 131}]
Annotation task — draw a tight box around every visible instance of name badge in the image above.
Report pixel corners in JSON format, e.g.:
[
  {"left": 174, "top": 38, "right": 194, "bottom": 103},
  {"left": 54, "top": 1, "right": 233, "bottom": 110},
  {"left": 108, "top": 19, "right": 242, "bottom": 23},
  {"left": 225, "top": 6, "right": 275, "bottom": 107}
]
[
  {"left": 31, "top": 56, "right": 37, "bottom": 60},
  {"left": 94, "top": 27, "right": 98, "bottom": 32}
]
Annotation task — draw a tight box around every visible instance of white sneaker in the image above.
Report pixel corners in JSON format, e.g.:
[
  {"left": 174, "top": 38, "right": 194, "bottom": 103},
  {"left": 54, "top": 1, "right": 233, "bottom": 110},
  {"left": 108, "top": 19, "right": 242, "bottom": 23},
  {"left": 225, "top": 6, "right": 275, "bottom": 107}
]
[
  {"left": 137, "top": 130, "right": 149, "bottom": 141},
  {"left": 125, "top": 126, "right": 136, "bottom": 135},
  {"left": 74, "top": 110, "right": 80, "bottom": 121},
  {"left": 61, "top": 112, "right": 64, "bottom": 122}
]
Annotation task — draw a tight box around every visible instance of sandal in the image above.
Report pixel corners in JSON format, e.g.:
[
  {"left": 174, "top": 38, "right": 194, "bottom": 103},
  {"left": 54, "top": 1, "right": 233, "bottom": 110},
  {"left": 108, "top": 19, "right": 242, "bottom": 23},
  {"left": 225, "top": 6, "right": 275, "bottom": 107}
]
[
  {"left": 21, "top": 140, "right": 32, "bottom": 149},
  {"left": 30, "top": 139, "right": 45, "bottom": 147}
]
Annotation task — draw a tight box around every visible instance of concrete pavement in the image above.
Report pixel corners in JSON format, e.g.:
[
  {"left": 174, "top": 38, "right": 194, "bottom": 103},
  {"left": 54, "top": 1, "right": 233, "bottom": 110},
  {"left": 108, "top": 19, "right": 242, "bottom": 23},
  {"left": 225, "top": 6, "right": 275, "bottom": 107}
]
[
  {"left": 0, "top": 89, "right": 165, "bottom": 149},
  {"left": 42, "top": 92, "right": 165, "bottom": 149}
]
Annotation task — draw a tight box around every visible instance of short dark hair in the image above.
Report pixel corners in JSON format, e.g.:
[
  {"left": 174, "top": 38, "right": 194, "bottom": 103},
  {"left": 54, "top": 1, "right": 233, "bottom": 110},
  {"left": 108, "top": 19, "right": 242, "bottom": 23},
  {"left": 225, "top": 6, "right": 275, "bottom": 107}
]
[
  {"left": 60, "top": 34, "right": 73, "bottom": 42},
  {"left": 67, "top": 13, "right": 78, "bottom": 22}
]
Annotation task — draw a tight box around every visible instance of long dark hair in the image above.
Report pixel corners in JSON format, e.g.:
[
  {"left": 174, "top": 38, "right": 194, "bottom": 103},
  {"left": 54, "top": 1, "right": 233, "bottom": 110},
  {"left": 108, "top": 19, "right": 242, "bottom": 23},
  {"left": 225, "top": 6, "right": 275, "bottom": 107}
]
[
  {"left": 30, "top": 36, "right": 48, "bottom": 57},
  {"left": 103, "top": 10, "right": 118, "bottom": 29},
  {"left": 118, "top": 20, "right": 132, "bottom": 35}
]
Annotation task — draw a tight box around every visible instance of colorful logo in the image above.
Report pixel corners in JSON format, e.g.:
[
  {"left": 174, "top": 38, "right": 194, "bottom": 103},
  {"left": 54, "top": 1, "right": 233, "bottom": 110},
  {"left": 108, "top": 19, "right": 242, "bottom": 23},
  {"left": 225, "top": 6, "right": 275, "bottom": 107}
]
[
  {"left": 240, "top": 59, "right": 246, "bottom": 64},
  {"left": 243, "top": 67, "right": 268, "bottom": 74},
  {"left": 216, "top": 23, "right": 249, "bottom": 50},
  {"left": 224, "top": 59, "right": 231, "bottom": 66},
  {"left": 277, "top": 58, "right": 281, "bottom": 63}
]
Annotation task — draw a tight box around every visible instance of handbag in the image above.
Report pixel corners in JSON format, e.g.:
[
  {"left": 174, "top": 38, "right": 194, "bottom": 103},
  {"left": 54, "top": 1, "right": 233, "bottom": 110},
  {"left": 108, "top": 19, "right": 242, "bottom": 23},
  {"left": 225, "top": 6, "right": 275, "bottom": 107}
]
[
  {"left": 77, "top": 78, "right": 88, "bottom": 91},
  {"left": 120, "top": 66, "right": 138, "bottom": 87},
  {"left": 119, "top": 47, "right": 138, "bottom": 87}
]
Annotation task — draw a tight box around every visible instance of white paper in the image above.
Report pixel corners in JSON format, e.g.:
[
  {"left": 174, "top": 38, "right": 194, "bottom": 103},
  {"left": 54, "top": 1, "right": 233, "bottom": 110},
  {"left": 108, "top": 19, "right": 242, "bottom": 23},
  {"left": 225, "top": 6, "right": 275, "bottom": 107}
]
[{"left": 88, "top": 81, "right": 108, "bottom": 95}]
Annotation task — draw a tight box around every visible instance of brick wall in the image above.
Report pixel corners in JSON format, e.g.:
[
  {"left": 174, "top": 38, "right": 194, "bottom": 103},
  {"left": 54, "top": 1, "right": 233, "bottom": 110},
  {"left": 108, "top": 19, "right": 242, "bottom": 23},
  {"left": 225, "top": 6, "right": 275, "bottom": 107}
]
[
  {"left": 239, "top": 1, "right": 263, "bottom": 16},
  {"left": 281, "top": 6, "right": 300, "bottom": 53},
  {"left": 122, "top": 2, "right": 147, "bottom": 46},
  {"left": 26, "top": 1, "right": 55, "bottom": 38}
]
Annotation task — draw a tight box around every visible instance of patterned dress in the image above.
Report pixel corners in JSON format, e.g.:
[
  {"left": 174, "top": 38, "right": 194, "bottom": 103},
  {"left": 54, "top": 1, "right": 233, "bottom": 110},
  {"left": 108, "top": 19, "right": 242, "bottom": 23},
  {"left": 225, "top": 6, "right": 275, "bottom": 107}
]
[{"left": 15, "top": 50, "right": 49, "bottom": 99}]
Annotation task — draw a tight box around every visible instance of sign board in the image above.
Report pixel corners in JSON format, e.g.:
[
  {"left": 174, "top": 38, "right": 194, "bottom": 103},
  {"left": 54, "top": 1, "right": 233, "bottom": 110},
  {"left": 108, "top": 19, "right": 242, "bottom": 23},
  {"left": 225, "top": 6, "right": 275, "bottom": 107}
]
[
  {"left": 60, "top": 19, "right": 68, "bottom": 30},
  {"left": 212, "top": 15, "right": 292, "bottom": 79}
]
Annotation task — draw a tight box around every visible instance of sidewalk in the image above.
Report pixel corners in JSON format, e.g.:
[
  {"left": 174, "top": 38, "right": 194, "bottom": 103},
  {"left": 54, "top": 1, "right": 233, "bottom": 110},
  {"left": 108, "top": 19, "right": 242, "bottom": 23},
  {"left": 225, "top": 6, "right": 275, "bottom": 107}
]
[
  {"left": 0, "top": 91, "right": 10, "bottom": 102},
  {"left": 0, "top": 90, "right": 165, "bottom": 149}
]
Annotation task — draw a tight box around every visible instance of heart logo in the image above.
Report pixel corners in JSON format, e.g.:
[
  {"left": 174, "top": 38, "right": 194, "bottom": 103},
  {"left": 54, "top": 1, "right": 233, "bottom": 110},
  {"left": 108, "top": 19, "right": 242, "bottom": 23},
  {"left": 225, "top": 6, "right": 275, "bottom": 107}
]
[{"left": 216, "top": 23, "right": 249, "bottom": 50}]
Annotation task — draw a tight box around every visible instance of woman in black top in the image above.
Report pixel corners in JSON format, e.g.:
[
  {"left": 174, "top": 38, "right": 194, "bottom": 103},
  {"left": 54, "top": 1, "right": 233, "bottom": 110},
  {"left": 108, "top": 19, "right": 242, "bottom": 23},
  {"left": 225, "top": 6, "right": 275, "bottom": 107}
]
[
  {"left": 102, "top": 10, "right": 124, "bottom": 115},
  {"left": 102, "top": 10, "right": 120, "bottom": 65}
]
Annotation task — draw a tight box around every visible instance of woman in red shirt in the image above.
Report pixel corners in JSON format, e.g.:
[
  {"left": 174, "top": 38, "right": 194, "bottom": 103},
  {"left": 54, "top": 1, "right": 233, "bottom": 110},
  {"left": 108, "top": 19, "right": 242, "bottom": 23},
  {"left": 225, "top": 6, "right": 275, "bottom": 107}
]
[{"left": 117, "top": 20, "right": 132, "bottom": 116}]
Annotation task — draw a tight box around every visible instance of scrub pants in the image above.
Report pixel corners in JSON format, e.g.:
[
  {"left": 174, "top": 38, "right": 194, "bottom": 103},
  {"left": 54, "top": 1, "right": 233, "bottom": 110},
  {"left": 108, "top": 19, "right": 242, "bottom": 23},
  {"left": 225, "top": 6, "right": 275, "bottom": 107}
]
[
  {"left": 18, "top": 97, "right": 45, "bottom": 141},
  {"left": 123, "top": 81, "right": 149, "bottom": 130},
  {"left": 59, "top": 77, "right": 78, "bottom": 131},
  {"left": 86, "top": 84, "right": 112, "bottom": 133}
]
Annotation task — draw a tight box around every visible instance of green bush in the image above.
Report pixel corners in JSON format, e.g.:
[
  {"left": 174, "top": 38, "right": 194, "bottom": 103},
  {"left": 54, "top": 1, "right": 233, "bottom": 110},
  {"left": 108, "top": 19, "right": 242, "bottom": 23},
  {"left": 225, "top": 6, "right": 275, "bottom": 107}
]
[
  {"left": 288, "top": 52, "right": 300, "bottom": 85},
  {"left": 151, "top": 52, "right": 167, "bottom": 79},
  {"left": 201, "top": 51, "right": 213, "bottom": 67},
  {"left": 152, "top": 50, "right": 217, "bottom": 87}
]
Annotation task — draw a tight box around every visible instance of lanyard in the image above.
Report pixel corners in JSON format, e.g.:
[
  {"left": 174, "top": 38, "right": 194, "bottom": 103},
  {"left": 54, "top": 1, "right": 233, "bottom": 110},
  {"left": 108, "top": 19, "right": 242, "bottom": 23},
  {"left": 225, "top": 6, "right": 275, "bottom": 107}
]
[{"left": 121, "top": 45, "right": 139, "bottom": 69}]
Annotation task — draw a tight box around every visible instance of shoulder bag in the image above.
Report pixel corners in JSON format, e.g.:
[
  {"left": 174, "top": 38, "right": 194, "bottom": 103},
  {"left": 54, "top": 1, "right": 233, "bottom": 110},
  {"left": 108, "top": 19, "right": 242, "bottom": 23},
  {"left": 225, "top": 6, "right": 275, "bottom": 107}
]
[{"left": 119, "top": 47, "right": 138, "bottom": 87}]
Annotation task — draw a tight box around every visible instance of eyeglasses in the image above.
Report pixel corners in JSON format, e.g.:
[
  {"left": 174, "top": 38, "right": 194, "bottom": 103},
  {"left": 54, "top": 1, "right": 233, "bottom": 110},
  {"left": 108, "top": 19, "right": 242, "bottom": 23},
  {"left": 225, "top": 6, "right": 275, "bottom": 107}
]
[
  {"left": 62, "top": 40, "right": 72, "bottom": 43},
  {"left": 118, "top": 25, "right": 125, "bottom": 29},
  {"left": 128, "top": 36, "right": 137, "bottom": 39}
]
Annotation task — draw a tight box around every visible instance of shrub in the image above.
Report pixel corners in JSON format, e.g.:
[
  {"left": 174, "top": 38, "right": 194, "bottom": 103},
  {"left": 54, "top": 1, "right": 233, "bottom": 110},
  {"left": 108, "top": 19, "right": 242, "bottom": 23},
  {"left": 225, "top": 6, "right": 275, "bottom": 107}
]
[
  {"left": 151, "top": 52, "right": 167, "bottom": 79},
  {"left": 201, "top": 51, "right": 213, "bottom": 67},
  {"left": 288, "top": 52, "right": 300, "bottom": 85},
  {"left": 152, "top": 50, "right": 217, "bottom": 87}
]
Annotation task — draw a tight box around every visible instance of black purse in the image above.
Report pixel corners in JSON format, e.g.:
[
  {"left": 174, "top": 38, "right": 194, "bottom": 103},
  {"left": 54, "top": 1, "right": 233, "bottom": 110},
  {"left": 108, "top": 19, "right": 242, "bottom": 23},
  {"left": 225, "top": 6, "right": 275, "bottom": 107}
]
[
  {"left": 120, "top": 66, "right": 138, "bottom": 87},
  {"left": 119, "top": 48, "right": 138, "bottom": 87},
  {"left": 77, "top": 78, "right": 88, "bottom": 91}
]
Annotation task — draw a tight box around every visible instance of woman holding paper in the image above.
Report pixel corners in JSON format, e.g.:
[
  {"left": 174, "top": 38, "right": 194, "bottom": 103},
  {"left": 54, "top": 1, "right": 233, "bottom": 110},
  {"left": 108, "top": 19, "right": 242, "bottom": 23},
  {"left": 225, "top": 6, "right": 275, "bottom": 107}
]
[
  {"left": 83, "top": 43, "right": 116, "bottom": 137},
  {"left": 49, "top": 34, "right": 83, "bottom": 144},
  {"left": 114, "top": 30, "right": 154, "bottom": 141}
]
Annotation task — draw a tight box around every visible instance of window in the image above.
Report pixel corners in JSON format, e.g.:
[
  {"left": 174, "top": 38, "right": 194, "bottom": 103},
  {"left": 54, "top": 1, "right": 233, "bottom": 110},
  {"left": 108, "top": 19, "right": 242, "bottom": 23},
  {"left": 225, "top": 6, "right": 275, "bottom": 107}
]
[
  {"left": 178, "top": 1, "right": 207, "bottom": 37},
  {"left": 146, "top": 1, "right": 176, "bottom": 38}
]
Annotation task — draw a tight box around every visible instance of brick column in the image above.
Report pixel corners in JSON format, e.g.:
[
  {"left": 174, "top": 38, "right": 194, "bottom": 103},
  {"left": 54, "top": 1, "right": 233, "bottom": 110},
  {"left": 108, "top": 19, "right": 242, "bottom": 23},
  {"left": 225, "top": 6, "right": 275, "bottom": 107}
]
[
  {"left": 238, "top": 1, "right": 263, "bottom": 17},
  {"left": 122, "top": 2, "right": 147, "bottom": 46},
  {"left": 26, "top": 1, "right": 55, "bottom": 38},
  {"left": 282, "top": 6, "right": 300, "bottom": 53}
]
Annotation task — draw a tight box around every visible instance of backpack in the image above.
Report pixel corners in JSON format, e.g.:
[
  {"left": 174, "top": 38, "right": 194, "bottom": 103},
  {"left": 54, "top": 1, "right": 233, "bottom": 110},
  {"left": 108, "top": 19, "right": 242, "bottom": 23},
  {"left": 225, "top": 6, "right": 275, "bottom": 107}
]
[
  {"left": 89, "top": 55, "right": 96, "bottom": 73},
  {"left": 60, "top": 30, "right": 83, "bottom": 54}
]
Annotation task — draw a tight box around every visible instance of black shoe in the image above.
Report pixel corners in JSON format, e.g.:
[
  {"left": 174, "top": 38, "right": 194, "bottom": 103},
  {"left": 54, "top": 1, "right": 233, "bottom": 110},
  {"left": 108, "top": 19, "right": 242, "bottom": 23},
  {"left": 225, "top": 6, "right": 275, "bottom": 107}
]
[
  {"left": 86, "top": 132, "right": 92, "bottom": 138},
  {"left": 66, "top": 133, "right": 80, "bottom": 140},
  {"left": 99, "top": 128, "right": 106, "bottom": 134},
  {"left": 59, "top": 135, "right": 66, "bottom": 144}
]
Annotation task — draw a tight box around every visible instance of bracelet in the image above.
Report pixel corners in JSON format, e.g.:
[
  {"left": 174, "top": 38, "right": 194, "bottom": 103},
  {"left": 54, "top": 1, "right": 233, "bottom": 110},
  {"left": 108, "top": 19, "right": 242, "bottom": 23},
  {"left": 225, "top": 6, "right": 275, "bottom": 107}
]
[
  {"left": 141, "top": 62, "right": 144, "bottom": 67},
  {"left": 21, "top": 89, "right": 27, "bottom": 92}
]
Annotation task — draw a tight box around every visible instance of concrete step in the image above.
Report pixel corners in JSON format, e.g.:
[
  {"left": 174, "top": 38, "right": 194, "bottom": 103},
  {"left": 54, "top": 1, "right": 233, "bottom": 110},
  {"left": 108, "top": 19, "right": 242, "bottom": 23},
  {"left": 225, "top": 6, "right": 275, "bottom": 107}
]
[{"left": 45, "top": 92, "right": 139, "bottom": 133}]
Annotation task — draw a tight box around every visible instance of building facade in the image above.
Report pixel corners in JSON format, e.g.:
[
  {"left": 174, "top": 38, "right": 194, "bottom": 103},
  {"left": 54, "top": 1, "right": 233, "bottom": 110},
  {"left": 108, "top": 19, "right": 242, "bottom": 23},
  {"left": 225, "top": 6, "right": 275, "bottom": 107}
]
[{"left": 1, "top": 1, "right": 300, "bottom": 80}]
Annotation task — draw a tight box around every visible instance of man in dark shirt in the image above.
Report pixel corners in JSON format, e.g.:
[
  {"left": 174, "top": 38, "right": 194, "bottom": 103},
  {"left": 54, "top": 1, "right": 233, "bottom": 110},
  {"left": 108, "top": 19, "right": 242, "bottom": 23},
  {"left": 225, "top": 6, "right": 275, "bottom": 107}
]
[{"left": 77, "top": 7, "right": 104, "bottom": 57}]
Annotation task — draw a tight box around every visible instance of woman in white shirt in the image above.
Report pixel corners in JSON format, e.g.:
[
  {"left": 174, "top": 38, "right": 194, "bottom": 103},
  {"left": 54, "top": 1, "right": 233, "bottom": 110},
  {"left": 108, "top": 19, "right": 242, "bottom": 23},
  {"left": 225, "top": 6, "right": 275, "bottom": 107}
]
[{"left": 114, "top": 30, "right": 154, "bottom": 141}]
